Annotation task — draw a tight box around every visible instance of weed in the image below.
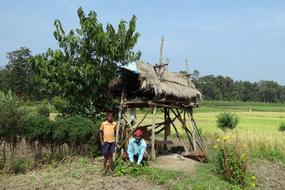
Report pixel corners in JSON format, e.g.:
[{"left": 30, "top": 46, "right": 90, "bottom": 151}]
[
  {"left": 8, "top": 158, "right": 30, "bottom": 174},
  {"left": 213, "top": 135, "right": 256, "bottom": 188},
  {"left": 278, "top": 122, "right": 285, "bottom": 132}
]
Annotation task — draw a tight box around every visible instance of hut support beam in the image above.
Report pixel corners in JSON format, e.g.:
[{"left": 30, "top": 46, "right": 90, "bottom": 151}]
[
  {"left": 151, "top": 106, "right": 157, "bottom": 159},
  {"left": 164, "top": 108, "right": 170, "bottom": 150},
  {"left": 115, "top": 90, "right": 124, "bottom": 159},
  {"left": 170, "top": 120, "right": 188, "bottom": 153},
  {"left": 187, "top": 110, "right": 207, "bottom": 153}
]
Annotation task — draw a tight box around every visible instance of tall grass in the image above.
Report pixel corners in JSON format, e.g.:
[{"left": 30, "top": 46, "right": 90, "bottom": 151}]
[{"left": 136, "top": 101, "right": 285, "bottom": 163}]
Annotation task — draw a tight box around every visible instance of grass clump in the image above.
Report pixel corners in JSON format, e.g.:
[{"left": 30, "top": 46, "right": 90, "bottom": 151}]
[
  {"left": 216, "top": 112, "right": 239, "bottom": 131},
  {"left": 278, "top": 122, "right": 285, "bottom": 132},
  {"left": 8, "top": 158, "right": 30, "bottom": 174}
]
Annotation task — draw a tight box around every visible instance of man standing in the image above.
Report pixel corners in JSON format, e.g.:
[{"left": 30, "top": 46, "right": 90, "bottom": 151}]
[
  {"left": 126, "top": 129, "right": 148, "bottom": 165},
  {"left": 100, "top": 112, "right": 116, "bottom": 176}
]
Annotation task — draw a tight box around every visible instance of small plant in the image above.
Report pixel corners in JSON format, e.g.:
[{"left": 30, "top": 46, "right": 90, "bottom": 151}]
[
  {"left": 213, "top": 135, "right": 254, "bottom": 188},
  {"left": 38, "top": 105, "right": 50, "bottom": 117},
  {"left": 278, "top": 122, "right": 285, "bottom": 131},
  {"left": 216, "top": 112, "right": 239, "bottom": 130},
  {"left": 8, "top": 158, "right": 30, "bottom": 174},
  {"left": 114, "top": 160, "right": 146, "bottom": 176}
]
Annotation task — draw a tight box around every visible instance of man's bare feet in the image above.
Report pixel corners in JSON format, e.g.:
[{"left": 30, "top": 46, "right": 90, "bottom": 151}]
[
  {"left": 109, "top": 170, "right": 114, "bottom": 177},
  {"left": 102, "top": 169, "right": 107, "bottom": 176}
]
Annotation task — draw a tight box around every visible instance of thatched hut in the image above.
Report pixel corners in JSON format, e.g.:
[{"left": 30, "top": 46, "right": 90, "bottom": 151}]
[{"left": 110, "top": 60, "right": 206, "bottom": 161}]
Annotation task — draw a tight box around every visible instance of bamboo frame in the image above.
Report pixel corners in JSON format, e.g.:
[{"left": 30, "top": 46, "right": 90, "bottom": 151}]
[
  {"left": 115, "top": 93, "right": 206, "bottom": 160},
  {"left": 151, "top": 106, "right": 157, "bottom": 159}
]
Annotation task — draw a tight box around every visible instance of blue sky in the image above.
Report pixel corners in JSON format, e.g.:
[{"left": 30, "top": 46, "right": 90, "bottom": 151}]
[{"left": 1, "top": 0, "right": 285, "bottom": 84}]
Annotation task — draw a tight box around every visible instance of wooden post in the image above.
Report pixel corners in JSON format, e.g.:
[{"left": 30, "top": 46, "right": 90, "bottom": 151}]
[
  {"left": 114, "top": 90, "right": 124, "bottom": 159},
  {"left": 188, "top": 110, "right": 196, "bottom": 151},
  {"left": 151, "top": 106, "right": 157, "bottom": 160},
  {"left": 163, "top": 108, "right": 170, "bottom": 150}
]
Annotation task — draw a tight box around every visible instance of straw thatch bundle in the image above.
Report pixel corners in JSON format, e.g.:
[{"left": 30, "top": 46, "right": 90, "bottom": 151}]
[
  {"left": 109, "top": 60, "right": 201, "bottom": 104},
  {"left": 136, "top": 60, "right": 201, "bottom": 100}
]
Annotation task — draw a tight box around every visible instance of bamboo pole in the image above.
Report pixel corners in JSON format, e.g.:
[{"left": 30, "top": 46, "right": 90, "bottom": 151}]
[
  {"left": 163, "top": 108, "right": 170, "bottom": 150},
  {"left": 170, "top": 121, "right": 189, "bottom": 153},
  {"left": 187, "top": 110, "right": 196, "bottom": 151},
  {"left": 151, "top": 106, "right": 157, "bottom": 159},
  {"left": 114, "top": 90, "right": 124, "bottom": 159},
  {"left": 188, "top": 110, "right": 207, "bottom": 153}
]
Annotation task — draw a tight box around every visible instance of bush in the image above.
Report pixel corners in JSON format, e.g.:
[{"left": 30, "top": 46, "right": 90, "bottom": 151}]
[
  {"left": 24, "top": 115, "right": 52, "bottom": 146},
  {"left": 8, "top": 158, "right": 30, "bottom": 174},
  {"left": 213, "top": 136, "right": 254, "bottom": 188},
  {"left": 51, "top": 96, "right": 69, "bottom": 115},
  {"left": 216, "top": 112, "right": 239, "bottom": 130},
  {"left": 64, "top": 115, "right": 100, "bottom": 154},
  {"left": 278, "top": 122, "right": 285, "bottom": 132},
  {"left": 38, "top": 105, "right": 50, "bottom": 117},
  {"left": 51, "top": 115, "right": 100, "bottom": 155},
  {"left": 0, "top": 91, "right": 25, "bottom": 160}
]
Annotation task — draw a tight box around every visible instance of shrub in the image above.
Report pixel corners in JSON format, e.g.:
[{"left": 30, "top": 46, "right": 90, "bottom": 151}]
[
  {"left": 216, "top": 112, "right": 239, "bottom": 130},
  {"left": 38, "top": 105, "right": 50, "bottom": 117},
  {"left": 8, "top": 158, "right": 30, "bottom": 174},
  {"left": 0, "top": 91, "right": 25, "bottom": 160},
  {"left": 51, "top": 115, "right": 100, "bottom": 155},
  {"left": 51, "top": 96, "right": 69, "bottom": 115},
  {"left": 213, "top": 136, "right": 254, "bottom": 188},
  {"left": 23, "top": 115, "right": 53, "bottom": 159},
  {"left": 278, "top": 122, "right": 285, "bottom": 132},
  {"left": 24, "top": 115, "right": 52, "bottom": 145},
  {"left": 65, "top": 115, "right": 100, "bottom": 154}
]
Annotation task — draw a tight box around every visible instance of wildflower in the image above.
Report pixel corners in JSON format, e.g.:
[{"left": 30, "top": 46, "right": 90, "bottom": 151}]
[
  {"left": 213, "top": 144, "right": 218, "bottom": 149},
  {"left": 223, "top": 135, "right": 230, "bottom": 141},
  {"left": 251, "top": 182, "right": 256, "bottom": 187},
  {"left": 242, "top": 144, "right": 247, "bottom": 148},
  {"left": 251, "top": 175, "right": 256, "bottom": 180},
  {"left": 216, "top": 138, "right": 221, "bottom": 142}
]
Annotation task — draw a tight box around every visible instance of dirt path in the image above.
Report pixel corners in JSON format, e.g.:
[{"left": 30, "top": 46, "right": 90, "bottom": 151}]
[
  {"left": 149, "top": 154, "right": 200, "bottom": 174},
  {"left": 251, "top": 160, "right": 285, "bottom": 190}
]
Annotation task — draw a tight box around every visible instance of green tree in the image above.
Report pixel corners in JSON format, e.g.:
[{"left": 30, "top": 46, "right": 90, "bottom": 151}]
[
  {"left": 33, "top": 7, "right": 141, "bottom": 119},
  {"left": 0, "top": 68, "right": 11, "bottom": 92},
  {"left": 4, "top": 47, "right": 45, "bottom": 100},
  {"left": 6, "top": 47, "right": 32, "bottom": 98},
  {"left": 258, "top": 80, "right": 280, "bottom": 103}
]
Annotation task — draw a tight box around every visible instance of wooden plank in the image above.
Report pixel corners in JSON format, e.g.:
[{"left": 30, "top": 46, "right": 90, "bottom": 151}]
[
  {"left": 123, "top": 100, "right": 197, "bottom": 109},
  {"left": 151, "top": 106, "right": 157, "bottom": 160}
]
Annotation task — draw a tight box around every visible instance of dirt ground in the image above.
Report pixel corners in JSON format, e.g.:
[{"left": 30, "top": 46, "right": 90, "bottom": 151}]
[
  {"left": 251, "top": 160, "right": 285, "bottom": 190},
  {"left": 0, "top": 154, "right": 198, "bottom": 190},
  {"left": 0, "top": 157, "right": 164, "bottom": 190},
  {"left": 0, "top": 174, "right": 163, "bottom": 190},
  {"left": 149, "top": 154, "right": 200, "bottom": 174}
]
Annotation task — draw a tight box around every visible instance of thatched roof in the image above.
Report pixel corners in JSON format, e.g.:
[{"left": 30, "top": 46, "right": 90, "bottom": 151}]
[
  {"left": 136, "top": 60, "right": 201, "bottom": 101},
  {"left": 109, "top": 60, "right": 201, "bottom": 106}
]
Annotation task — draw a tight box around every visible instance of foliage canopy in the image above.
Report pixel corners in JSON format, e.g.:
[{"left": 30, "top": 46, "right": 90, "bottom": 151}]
[{"left": 33, "top": 7, "right": 141, "bottom": 119}]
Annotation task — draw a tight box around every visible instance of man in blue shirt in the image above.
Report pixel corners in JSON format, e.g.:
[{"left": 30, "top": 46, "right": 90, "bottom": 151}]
[{"left": 125, "top": 129, "right": 148, "bottom": 165}]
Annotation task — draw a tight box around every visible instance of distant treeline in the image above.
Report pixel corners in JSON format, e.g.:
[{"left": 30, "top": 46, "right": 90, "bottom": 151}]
[
  {"left": 0, "top": 47, "right": 284, "bottom": 103},
  {"left": 0, "top": 47, "right": 55, "bottom": 101},
  {"left": 190, "top": 71, "right": 285, "bottom": 103}
]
